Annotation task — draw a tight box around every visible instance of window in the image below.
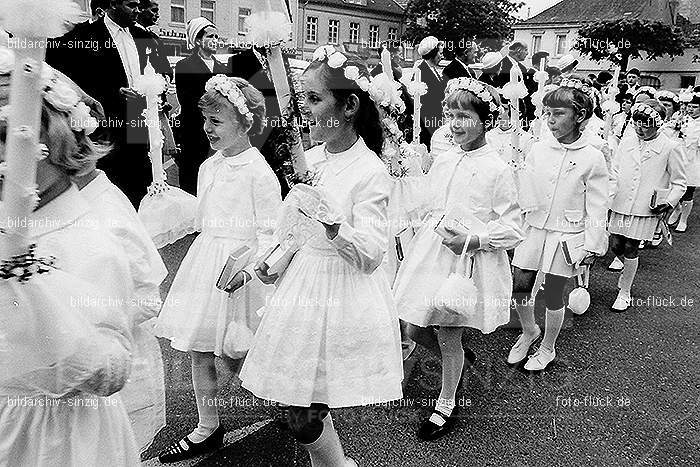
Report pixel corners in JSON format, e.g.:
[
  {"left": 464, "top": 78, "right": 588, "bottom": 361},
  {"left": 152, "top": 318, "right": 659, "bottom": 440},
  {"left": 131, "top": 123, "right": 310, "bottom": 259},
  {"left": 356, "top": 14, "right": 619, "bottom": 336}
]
[
  {"left": 532, "top": 35, "right": 542, "bottom": 53},
  {"left": 388, "top": 27, "right": 398, "bottom": 42},
  {"left": 328, "top": 19, "right": 339, "bottom": 45},
  {"left": 640, "top": 76, "right": 661, "bottom": 89},
  {"left": 680, "top": 76, "right": 697, "bottom": 89},
  {"left": 369, "top": 25, "right": 379, "bottom": 48},
  {"left": 555, "top": 34, "right": 568, "bottom": 56},
  {"left": 349, "top": 22, "right": 360, "bottom": 43},
  {"left": 306, "top": 17, "right": 318, "bottom": 43},
  {"left": 171, "top": 0, "right": 185, "bottom": 24},
  {"left": 238, "top": 8, "right": 251, "bottom": 36},
  {"left": 201, "top": 1, "right": 215, "bottom": 23},
  {"left": 403, "top": 45, "right": 414, "bottom": 62}
]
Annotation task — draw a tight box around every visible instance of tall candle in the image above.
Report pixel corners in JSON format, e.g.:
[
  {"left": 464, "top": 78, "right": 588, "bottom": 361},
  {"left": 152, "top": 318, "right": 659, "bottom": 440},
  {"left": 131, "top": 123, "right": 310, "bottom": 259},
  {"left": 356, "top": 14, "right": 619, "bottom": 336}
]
[
  {"left": 603, "top": 67, "right": 620, "bottom": 140},
  {"left": 412, "top": 68, "right": 422, "bottom": 145},
  {"left": 381, "top": 48, "right": 393, "bottom": 82},
  {"left": 142, "top": 63, "right": 165, "bottom": 184},
  {"left": 509, "top": 68, "right": 521, "bottom": 165},
  {"left": 2, "top": 46, "right": 45, "bottom": 257}
]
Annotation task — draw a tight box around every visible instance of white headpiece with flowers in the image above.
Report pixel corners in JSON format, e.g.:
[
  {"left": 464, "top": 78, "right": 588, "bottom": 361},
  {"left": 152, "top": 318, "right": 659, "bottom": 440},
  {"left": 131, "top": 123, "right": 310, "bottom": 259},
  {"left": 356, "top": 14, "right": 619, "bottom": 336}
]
[
  {"left": 631, "top": 102, "right": 663, "bottom": 127},
  {"left": 311, "top": 45, "right": 406, "bottom": 114},
  {"left": 656, "top": 90, "right": 679, "bottom": 104},
  {"left": 0, "top": 47, "right": 98, "bottom": 135},
  {"left": 445, "top": 77, "right": 499, "bottom": 112},
  {"left": 204, "top": 75, "right": 254, "bottom": 125}
]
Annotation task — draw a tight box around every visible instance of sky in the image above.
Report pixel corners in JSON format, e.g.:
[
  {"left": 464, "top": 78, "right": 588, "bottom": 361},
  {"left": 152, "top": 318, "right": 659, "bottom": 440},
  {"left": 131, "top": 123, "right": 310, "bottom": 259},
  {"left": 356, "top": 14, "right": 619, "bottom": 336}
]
[{"left": 514, "top": 0, "right": 562, "bottom": 19}]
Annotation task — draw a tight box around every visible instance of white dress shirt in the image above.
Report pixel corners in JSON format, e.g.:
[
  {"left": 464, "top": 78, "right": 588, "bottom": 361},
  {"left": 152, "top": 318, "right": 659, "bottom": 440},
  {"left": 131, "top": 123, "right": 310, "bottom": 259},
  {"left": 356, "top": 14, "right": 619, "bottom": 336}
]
[{"left": 105, "top": 14, "right": 141, "bottom": 87}]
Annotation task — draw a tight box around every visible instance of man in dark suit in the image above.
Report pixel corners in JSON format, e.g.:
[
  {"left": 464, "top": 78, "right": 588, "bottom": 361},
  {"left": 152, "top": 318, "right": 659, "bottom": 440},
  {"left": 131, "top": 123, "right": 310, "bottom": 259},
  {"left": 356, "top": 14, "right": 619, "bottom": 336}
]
[
  {"left": 174, "top": 18, "right": 228, "bottom": 195},
  {"left": 47, "top": 0, "right": 153, "bottom": 206},
  {"left": 443, "top": 42, "right": 478, "bottom": 81},
  {"left": 225, "top": 47, "right": 290, "bottom": 196},
  {"left": 493, "top": 42, "right": 537, "bottom": 130},
  {"left": 136, "top": 0, "right": 173, "bottom": 80},
  {"left": 416, "top": 36, "right": 446, "bottom": 149}
]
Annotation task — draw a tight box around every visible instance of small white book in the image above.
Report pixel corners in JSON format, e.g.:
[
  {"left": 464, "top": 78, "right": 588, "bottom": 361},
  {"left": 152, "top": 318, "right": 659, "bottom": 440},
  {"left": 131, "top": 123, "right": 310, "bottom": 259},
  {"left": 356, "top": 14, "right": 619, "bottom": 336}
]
[
  {"left": 263, "top": 242, "right": 298, "bottom": 276},
  {"left": 434, "top": 205, "right": 486, "bottom": 240},
  {"left": 216, "top": 245, "right": 253, "bottom": 292},
  {"left": 560, "top": 232, "right": 585, "bottom": 265}
]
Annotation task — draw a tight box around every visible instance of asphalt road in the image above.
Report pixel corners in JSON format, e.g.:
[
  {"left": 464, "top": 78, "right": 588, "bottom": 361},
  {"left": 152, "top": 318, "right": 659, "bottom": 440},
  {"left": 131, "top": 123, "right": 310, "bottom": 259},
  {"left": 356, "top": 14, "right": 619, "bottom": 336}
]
[{"left": 140, "top": 210, "right": 699, "bottom": 467}]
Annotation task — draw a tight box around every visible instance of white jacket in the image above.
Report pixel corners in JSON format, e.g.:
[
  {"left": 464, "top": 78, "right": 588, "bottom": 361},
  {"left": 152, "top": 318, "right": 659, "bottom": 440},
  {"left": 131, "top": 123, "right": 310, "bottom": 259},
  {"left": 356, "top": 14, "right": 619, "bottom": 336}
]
[
  {"left": 611, "top": 132, "right": 687, "bottom": 216},
  {"left": 520, "top": 135, "right": 609, "bottom": 255}
]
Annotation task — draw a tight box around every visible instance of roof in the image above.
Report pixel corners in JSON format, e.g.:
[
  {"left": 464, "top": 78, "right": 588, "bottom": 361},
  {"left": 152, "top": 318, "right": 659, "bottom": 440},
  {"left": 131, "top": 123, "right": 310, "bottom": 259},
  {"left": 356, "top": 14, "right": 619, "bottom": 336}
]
[
  {"left": 519, "top": 0, "right": 673, "bottom": 26},
  {"left": 307, "top": 0, "right": 404, "bottom": 16},
  {"left": 678, "top": 0, "right": 700, "bottom": 23}
]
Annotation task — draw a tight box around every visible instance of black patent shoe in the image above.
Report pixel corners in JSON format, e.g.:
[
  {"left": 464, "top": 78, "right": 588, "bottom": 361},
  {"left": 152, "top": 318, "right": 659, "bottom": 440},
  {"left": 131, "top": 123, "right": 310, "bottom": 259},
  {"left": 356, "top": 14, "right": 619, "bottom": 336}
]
[
  {"left": 417, "top": 406, "right": 459, "bottom": 441},
  {"left": 158, "top": 425, "right": 225, "bottom": 463}
]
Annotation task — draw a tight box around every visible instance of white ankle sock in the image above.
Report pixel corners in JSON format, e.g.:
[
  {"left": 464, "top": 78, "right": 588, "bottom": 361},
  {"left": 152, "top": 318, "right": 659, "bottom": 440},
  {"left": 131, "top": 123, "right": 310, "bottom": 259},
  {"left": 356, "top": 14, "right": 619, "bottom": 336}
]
[
  {"left": 435, "top": 397, "right": 456, "bottom": 417},
  {"left": 303, "top": 413, "right": 346, "bottom": 467},
  {"left": 618, "top": 257, "right": 639, "bottom": 298},
  {"left": 540, "top": 307, "right": 564, "bottom": 353},
  {"left": 515, "top": 300, "right": 539, "bottom": 337},
  {"left": 678, "top": 200, "right": 693, "bottom": 226}
]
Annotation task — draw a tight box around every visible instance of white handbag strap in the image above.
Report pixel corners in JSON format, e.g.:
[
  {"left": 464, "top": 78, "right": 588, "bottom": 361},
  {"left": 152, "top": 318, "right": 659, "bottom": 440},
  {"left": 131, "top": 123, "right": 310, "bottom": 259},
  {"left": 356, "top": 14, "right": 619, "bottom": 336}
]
[{"left": 456, "top": 250, "right": 475, "bottom": 277}]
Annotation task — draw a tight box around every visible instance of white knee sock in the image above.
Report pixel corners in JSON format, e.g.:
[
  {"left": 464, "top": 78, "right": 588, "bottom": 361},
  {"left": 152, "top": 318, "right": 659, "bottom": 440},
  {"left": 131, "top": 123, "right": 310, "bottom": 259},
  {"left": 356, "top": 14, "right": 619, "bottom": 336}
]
[
  {"left": 515, "top": 299, "right": 539, "bottom": 336},
  {"left": 437, "top": 343, "right": 464, "bottom": 410},
  {"left": 618, "top": 257, "right": 639, "bottom": 298},
  {"left": 189, "top": 359, "right": 219, "bottom": 443},
  {"left": 678, "top": 200, "right": 693, "bottom": 227},
  {"left": 303, "top": 413, "right": 347, "bottom": 467},
  {"left": 540, "top": 307, "right": 564, "bottom": 353}
]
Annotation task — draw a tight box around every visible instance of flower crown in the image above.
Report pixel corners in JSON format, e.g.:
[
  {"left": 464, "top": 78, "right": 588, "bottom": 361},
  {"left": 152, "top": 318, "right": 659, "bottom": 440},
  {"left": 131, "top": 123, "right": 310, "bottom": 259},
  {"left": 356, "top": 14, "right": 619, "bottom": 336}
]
[
  {"left": 205, "top": 75, "right": 254, "bottom": 125},
  {"left": 311, "top": 45, "right": 405, "bottom": 114},
  {"left": 631, "top": 102, "right": 663, "bottom": 127},
  {"left": 445, "top": 77, "right": 499, "bottom": 112},
  {"left": 559, "top": 78, "right": 591, "bottom": 94},
  {"left": 656, "top": 90, "right": 679, "bottom": 104},
  {"left": 634, "top": 86, "right": 657, "bottom": 98},
  {"left": 0, "top": 47, "right": 97, "bottom": 135}
]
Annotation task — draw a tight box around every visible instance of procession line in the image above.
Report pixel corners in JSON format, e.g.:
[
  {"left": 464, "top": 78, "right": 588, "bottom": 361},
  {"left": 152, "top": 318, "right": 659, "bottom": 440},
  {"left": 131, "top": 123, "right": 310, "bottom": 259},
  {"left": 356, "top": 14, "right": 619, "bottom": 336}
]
[{"left": 142, "top": 418, "right": 274, "bottom": 467}]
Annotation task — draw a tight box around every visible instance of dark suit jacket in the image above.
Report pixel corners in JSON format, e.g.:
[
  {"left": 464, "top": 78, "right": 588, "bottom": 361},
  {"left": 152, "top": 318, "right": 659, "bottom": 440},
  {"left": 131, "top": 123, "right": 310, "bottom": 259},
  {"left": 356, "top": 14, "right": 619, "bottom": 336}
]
[
  {"left": 443, "top": 59, "right": 477, "bottom": 81},
  {"left": 493, "top": 57, "right": 537, "bottom": 129},
  {"left": 47, "top": 18, "right": 152, "bottom": 146},
  {"left": 137, "top": 25, "right": 173, "bottom": 81},
  {"left": 174, "top": 52, "right": 227, "bottom": 160},
  {"left": 418, "top": 61, "right": 446, "bottom": 138}
]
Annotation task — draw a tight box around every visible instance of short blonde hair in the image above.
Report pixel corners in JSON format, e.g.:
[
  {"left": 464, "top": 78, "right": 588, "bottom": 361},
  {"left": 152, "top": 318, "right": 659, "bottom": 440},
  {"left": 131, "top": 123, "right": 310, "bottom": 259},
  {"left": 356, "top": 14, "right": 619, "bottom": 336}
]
[{"left": 198, "top": 77, "right": 266, "bottom": 136}]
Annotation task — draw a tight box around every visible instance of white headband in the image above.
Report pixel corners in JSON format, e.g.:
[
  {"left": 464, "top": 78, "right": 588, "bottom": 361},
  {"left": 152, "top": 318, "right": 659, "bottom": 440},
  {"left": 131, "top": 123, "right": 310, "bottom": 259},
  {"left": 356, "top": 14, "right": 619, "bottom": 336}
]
[
  {"left": 205, "top": 75, "right": 254, "bottom": 125},
  {"left": 445, "top": 77, "right": 499, "bottom": 112},
  {"left": 631, "top": 102, "right": 663, "bottom": 127}
]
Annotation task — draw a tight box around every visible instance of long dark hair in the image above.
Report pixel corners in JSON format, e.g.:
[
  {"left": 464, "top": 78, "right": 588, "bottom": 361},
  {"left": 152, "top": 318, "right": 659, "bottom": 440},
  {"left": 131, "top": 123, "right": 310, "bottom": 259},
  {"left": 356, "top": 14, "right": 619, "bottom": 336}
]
[{"left": 304, "top": 59, "right": 384, "bottom": 156}]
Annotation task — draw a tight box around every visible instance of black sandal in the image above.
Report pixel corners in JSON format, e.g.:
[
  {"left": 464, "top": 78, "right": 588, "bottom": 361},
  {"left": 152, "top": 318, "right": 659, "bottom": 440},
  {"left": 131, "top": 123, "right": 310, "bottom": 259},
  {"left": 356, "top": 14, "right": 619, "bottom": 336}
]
[
  {"left": 417, "top": 406, "right": 459, "bottom": 441},
  {"left": 158, "top": 425, "right": 225, "bottom": 463}
]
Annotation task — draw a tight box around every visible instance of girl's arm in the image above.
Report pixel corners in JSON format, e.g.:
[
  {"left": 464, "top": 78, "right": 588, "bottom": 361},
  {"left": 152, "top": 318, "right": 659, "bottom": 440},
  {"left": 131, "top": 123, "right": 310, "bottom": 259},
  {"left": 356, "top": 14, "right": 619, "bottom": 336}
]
[
  {"left": 327, "top": 169, "right": 392, "bottom": 274},
  {"left": 665, "top": 141, "right": 688, "bottom": 208},
  {"left": 583, "top": 151, "right": 610, "bottom": 255},
  {"left": 474, "top": 168, "right": 525, "bottom": 252}
]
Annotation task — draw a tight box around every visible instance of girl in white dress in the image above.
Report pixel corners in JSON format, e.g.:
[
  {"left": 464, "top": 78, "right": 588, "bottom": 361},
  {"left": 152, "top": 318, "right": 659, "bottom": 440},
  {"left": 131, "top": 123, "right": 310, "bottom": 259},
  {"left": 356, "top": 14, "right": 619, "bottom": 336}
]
[
  {"left": 676, "top": 94, "right": 700, "bottom": 232},
  {"left": 607, "top": 100, "right": 686, "bottom": 312},
  {"left": 155, "top": 76, "right": 281, "bottom": 462},
  {"left": 0, "top": 67, "right": 140, "bottom": 466},
  {"left": 240, "top": 49, "right": 403, "bottom": 466},
  {"left": 509, "top": 79, "right": 609, "bottom": 372},
  {"left": 394, "top": 78, "right": 524, "bottom": 441},
  {"left": 74, "top": 165, "right": 168, "bottom": 452}
]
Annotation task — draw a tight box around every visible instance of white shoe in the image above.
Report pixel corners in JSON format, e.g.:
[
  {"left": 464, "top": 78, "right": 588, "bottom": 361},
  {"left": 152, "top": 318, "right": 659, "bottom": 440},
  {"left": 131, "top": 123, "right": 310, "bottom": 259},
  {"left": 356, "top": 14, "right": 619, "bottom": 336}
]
[
  {"left": 650, "top": 233, "right": 662, "bottom": 247},
  {"left": 611, "top": 292, "right": 631, "bottom": 312},
  {"left": 523, "top": 347, "right": 556, "bottom": 372},
  {"left": 638, "top": 241, "right": 645, "bottom": 249},
  {"left": 608, "top": 257, "right": 624, "bottom": 271},
  {"left": 668, "top": 207, "right": 681, "bottom": 225},
  {"left": 507, "top": 328, "right": 541, "bottom": 365},
  {"left": 676, "top": 221, "right": 687, "bottom": 233}
]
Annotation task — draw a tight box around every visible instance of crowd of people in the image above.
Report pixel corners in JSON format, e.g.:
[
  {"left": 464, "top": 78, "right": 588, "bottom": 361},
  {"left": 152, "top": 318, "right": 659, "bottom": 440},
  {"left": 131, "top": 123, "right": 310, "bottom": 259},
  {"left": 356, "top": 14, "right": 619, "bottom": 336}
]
[{"left": 1, "top": 1, "right": 699, "bottom": 466}]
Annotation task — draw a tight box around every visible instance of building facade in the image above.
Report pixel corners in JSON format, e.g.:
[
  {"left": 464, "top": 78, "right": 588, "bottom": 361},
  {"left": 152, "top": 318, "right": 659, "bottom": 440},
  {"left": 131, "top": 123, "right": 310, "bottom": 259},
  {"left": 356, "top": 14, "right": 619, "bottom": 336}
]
[{"left": 512, "top": 0, "right": 700, "bottom": 90}]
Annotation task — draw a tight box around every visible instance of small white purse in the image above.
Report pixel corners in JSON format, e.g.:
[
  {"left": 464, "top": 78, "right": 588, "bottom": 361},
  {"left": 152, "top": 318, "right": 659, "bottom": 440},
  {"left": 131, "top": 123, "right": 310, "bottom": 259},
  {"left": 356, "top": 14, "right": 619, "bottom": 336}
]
[{"left": 433, "top": 252, "right": 478, "bottom": 318}]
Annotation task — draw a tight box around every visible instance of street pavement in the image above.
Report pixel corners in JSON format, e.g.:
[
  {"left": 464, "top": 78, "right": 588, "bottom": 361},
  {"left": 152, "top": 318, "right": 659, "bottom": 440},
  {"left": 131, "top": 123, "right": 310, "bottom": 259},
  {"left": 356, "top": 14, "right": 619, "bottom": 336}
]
[{"left": 140, "top": 210, "right": 699, "bottom": 467}]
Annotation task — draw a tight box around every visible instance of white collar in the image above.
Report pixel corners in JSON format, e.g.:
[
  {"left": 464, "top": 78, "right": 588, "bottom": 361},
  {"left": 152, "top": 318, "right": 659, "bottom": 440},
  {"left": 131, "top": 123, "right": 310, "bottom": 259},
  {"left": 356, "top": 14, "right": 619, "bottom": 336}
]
[
  {"left": 314, "top": 137, "right": 366, "bottom": 175},
  {"left": 212, "top": 147, "right": 260, "bottom": 167},
  {"left": 79, "top": 170, "right": 111, "bottom": 202},
  {"left": 105, "top": 13, "right": 132, "bottom": 36},
  {"left": 29, "top": 184, "right": 92, "bottom": 238}
]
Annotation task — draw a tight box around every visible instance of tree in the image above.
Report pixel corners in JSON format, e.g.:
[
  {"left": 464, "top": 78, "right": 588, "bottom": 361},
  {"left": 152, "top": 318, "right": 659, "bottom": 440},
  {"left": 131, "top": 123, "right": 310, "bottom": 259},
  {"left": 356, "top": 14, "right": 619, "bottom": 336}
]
[
  {"left": 574, "top": 19, "right": 687, "bottom": 71},
  {"left": 403, "top": 0, "right": 523, "bottom": 56}
]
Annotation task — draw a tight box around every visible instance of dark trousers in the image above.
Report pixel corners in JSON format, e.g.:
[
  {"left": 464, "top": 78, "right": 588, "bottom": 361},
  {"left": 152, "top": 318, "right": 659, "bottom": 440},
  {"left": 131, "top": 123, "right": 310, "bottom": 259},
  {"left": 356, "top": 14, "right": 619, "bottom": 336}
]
[{"left": 98, "top": 142, "right": 151, "bottom": 208}]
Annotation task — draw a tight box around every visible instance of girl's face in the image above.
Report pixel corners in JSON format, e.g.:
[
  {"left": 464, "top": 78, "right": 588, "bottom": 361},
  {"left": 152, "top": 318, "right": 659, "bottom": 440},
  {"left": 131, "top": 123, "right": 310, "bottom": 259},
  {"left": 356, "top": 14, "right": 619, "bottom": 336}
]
[
  {"left": 302, "top": 67, "right": 352, "bottom": 144},
  {"left": 544, "top": 106, "right": 584, "bottom": 143},
  {"left": 660, "top": 100, "right": 675, "bottom": 119},
  {"left": 634, "top": 117, "right": 659, "bottom": 141},
  {"left": 688, "top": 103, "right": 700, "bottom": 118},
  {"left": 202, "top": 106, "right": 245, "bottom": 151},
  {"left": 446, "top": 104, "right": 484, "bottom": 148}
]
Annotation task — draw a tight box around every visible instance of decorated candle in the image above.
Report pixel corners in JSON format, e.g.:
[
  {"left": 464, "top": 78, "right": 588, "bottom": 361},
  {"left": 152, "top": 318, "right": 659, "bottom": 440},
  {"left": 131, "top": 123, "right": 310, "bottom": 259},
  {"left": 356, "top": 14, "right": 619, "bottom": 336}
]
[{"left": 412, "top": 68, "right": 422, "bottom": 145}]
